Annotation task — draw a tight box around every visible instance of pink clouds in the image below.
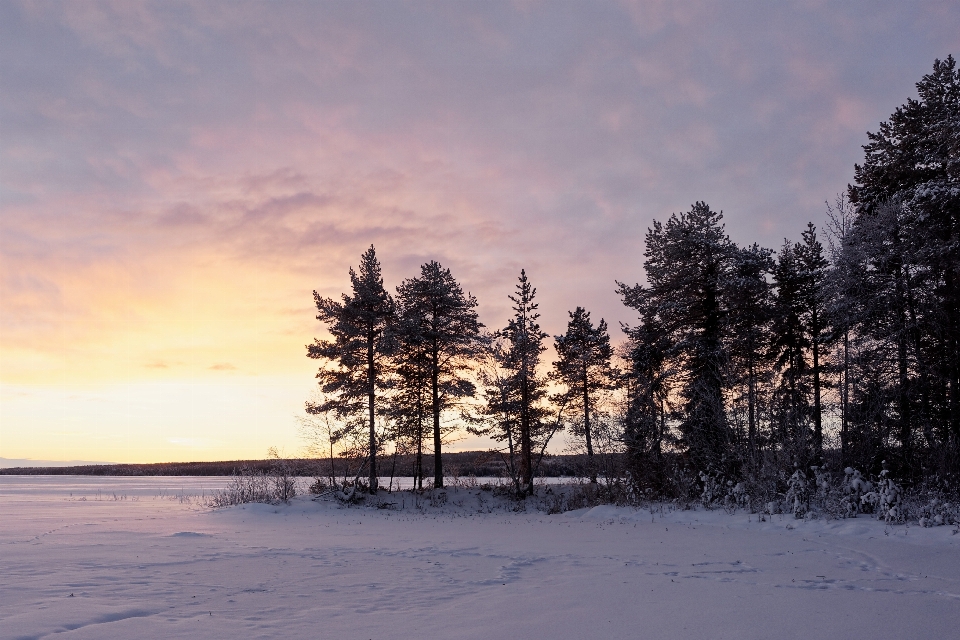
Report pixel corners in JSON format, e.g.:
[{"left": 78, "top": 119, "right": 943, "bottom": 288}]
[{"left": 1, "top": 1, "right": 958, "bottom": 459}]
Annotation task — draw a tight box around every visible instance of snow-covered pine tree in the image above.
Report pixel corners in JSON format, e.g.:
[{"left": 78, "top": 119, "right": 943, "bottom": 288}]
[
  {"left": 770, "top": 239, "right": 814, "bottom": 468},
  {"left": 307, "top": 245, "right": 395, "bottom": 494},
  {"left": 724, "top": 243, "right": 774, "bottom": 472},
  {"left": 797, "top": 224, "right": 830, "bottom": 462},
  {"left": 636, "top": 202, "right": 735, "bottom": 473},
  {"left": 848, "top": 56, "right": 960, "bottom": 475}
]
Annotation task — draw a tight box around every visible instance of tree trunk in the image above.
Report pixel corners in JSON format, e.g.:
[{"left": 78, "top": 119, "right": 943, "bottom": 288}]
[
  {"left": 583, "top": 364, "right": 595, "bottom": 482},
  {"left": 905, "top": 265, "right": 932, "bottom": 448},
  {"left": 367, "top": 330, "right": 378, "bottom": 494},
  {"left": 432, "top": 345, "right": 443, "bottom": 488},
  {"left": 747, "top": 340, "right": 757, "bottom": 473},
  {"left": 841, "top": 328, "right": 849, "bottom": 468},
  {"left": 811, "top": 307, "right": 823, "bottom": 463},
  {"left": 894, "top": 265, "right": 912, "bottom": 470},
  {"left": 950, "top": 268, "right": 960, "bottom": 452},
  {"left": 388, "top": 445, "right": 399, "bottom": 492},
  {"left": 416, "top": 394, "right": 423, "bottom": 491},
  {"left": 519, "top": 364, "right": 533, "bottom": 492},
  {"left": 506, "top": 400, "right": 521, "bottom": 496}
]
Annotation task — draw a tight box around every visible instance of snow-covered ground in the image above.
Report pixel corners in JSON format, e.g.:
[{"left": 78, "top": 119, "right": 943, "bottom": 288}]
[{"left": 2, "top": 476, "right": 958, "bottom": 639}]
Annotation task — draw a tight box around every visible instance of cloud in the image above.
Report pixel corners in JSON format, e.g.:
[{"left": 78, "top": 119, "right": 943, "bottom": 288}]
[
  {"left": 2, "top": 0, "right": 958, "bottom": 398},
  {"left": 209, "top": 363, "right": 237, "bottom": 371}
]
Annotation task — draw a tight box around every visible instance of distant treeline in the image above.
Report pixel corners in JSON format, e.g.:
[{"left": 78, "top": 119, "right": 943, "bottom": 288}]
[{"left": 0, "top": 451, "right": 586, "bottom": 478}]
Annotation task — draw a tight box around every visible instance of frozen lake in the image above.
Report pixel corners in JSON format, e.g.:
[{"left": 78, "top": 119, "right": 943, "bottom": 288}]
[{"left": 2, "top": 476, "right": 958, "bottom": 639}]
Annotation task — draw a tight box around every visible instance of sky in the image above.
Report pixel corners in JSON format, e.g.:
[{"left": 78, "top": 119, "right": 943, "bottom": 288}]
[{"left": 2, "top": 0, "right": 958, "bottom": 464}]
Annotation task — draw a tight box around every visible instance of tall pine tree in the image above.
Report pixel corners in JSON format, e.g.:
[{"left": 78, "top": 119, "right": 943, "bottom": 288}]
[
  {"left": 552, "top": 307, "right": 614, "bottom": 482},
  {"left": 635, "top": 202, "right": 735, "bottom": 472},
  {"left": 797, "top": 224, "right": 830, "bottom": 461},
  {"left": 501, "top": 271, "right": 550, "bottom": 492},
  {"left": 307, "top": 245, "right": 395, "bottom": 494},
  {"left": 724, "top": 243, "right": 774, "bottom": 471},
  {"left": 396, "top": 261, "right": 483, "bottom": 488},
  {"left": 849, "top": 55, "right": 960, "bottom": 472}
]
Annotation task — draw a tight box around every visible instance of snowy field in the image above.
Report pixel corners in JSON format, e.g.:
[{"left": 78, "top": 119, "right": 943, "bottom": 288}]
[{"left": 2, "top": 477, "right": 958, "bottom": 639}]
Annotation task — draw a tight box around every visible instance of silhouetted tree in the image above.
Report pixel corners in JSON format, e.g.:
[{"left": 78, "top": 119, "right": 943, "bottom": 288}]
[
  {"left": 307, "top": 245, "right": 395, "bottom": 494},
  {"left": 724, "top": 243, "right": 774, "bottom": 471},
  {"left": 797, "top": 224, "right": 830, "bottom": 461},
  {"left": 501, "top": 271, "right": 550, "bottom": 491},
  {"left": 618, "top": 293, "right": 673, "bottom": 492},
  {"left": 847, "top": 55, "right": 960, "bottom": 474},
  {"left": 552, "top": 307, "right": 614, "bottom": 482},
  {"left": 638, "top": 202, "right": 735, "bottom": 472},
  {"left": 395, "top": 261, "right": 483, "bottom": 488}
]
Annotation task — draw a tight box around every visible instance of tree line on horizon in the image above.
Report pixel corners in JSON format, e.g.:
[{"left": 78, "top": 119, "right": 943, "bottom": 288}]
[{"left": 304, "top": 57, "right": 960, "bottom": 499}]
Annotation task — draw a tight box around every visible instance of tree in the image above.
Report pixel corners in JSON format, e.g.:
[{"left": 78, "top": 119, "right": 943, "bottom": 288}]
[
  {"left": 386, "top": 312, "right": 432, "bottom": 490},
  {"left": 619, "top": 295, "right": 673, "bottom": 493},
  {"left": 848, "top": 55, "right": 960, "bottom": 471},
  {"left": 824, "top": 194, "right": 858, "bottom": 468},
  {"left": 724, "top": 243, "right": 774, "bottom": 471},
  {"left": 395, "top": 261, "right": 484, "bottom": 488},
  {"left": 500, "top": 271, "right": 550, "bottom": 491},
  {"left": 307, "top": 245, "right": 395, "bottom": 494},
  {"left": 631, "top": 202, "right": 735, "bottom": 472},
  {"left": 471, "top": 335, "right": 525, "bottom": 494},
  {"left": 552, "top": 307, "right": 614, "bottom": 482},
  {"left": 797, "top": 224, "right": 830, "bottom": 461},
  {"left": 770, "top": 239, "right": 812, "bottom": 466}
]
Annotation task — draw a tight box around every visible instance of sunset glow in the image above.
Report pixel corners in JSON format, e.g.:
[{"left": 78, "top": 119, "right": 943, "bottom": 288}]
[{"left": 2, "top": 1, "right": 958, "bottom": 463}]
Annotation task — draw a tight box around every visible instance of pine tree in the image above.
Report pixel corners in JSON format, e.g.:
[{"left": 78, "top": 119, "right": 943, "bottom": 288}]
[
  {"left": 386, "top": 312, "right": 432, "bottom": 490},
  {"left": 618, "top": 292, "right": 672, "bottom": 492},
  {"left": 637, "top": 202, "right": 735, "bottom": 472},
  {"left": 797, "top": 224, "right": 830, "bottom": 461},
  {"left": 552, "top": 307, "right": 614, "bottom": 482},
  {"left": 307, "top": 246, "right": 395, "bottom": 494},
  {"left": 395, "top": 261, "right": 483, "bottom": 488},
  {"left": 501, "top": 271, "right": 550, "bottom": 491},
  {"left": 724, "top": 243, "right": 774, "bottom": 471},
  {"left": 471, "top": 335, "right": 525, "bottom": 494},
  {"left": 771, "top": 240, "right": 812, "bottom": 466},
  {"left": 849, "top": 55, "right": 960, "bottom": 471}
]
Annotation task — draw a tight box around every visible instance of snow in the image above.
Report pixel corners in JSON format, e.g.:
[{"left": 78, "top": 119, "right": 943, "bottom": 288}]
[{"left": 2, "top": 477, "right": 958, "bottom": 639}]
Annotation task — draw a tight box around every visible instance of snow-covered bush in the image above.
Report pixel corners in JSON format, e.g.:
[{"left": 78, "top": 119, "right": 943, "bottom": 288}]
[
  {"left": 784, "top": 468, "right": 809, "bottom": 519},
  {"left": 916, "top": 498, "right": 955, "bottom": 527},
  {"left": 267, "top": 448, "right": 297, "bottom": 503},
  {"left": 840, "top": 467, "right": 872, "bottom": 517},
  {"left": 308, "top": 477, "right": 329, "bottom": 494},
  {"left": 900, "top": 477, "right": 960, "bottom": 528},
  {"left": 335, "top": 482, "right": 365, "bottom": 503},
  {"left": 860, "top": 464, "right": 902, "bottom": 523},
  {"left": 726, "top": 481, "right": 749, "bottom": 513},
  {"left": 697, "top": 469, "right": 749, "bottom": 514},
  {"left": 698, "top": 469, "right": 724, "bottom": 508},
  {"left": 811, "top": 465, "right": 831, "bottom": 499}
]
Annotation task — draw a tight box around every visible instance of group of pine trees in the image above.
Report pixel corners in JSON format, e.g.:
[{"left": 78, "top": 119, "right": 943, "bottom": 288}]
[
  {"left": 307, "top": 56, "right": 960, "bottom": 496},
  {"left": 306, "top": 252, "right": 612, "bottom": 496}
]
